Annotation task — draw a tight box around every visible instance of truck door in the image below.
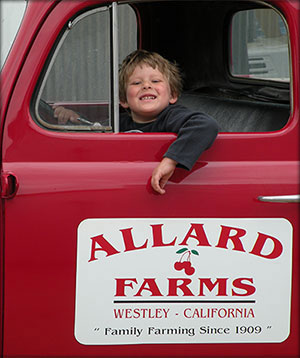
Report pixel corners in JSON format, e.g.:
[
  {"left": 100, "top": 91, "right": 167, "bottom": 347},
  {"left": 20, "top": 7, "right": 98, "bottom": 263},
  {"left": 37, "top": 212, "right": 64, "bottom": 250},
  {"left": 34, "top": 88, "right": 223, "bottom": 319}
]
[{"left": 1, "top": 0, "right": 299, "bottom": 357}]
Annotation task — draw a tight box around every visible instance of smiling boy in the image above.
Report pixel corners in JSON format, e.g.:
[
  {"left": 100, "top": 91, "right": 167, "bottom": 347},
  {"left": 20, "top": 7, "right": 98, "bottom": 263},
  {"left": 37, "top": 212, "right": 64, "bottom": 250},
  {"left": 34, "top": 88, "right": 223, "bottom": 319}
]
[
  {"left": 119, "top": 50, "right": 219, "bottom": 194},
  {"left": 53, "top": 50, "right": 218, "bottom": 195}
]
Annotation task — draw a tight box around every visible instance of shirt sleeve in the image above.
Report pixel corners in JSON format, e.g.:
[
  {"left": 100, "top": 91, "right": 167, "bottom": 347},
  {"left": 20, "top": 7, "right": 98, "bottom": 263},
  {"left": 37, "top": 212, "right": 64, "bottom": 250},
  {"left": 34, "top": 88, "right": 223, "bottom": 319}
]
[{"left": 162, "top": 105, "right": 219, "bottom": 170}]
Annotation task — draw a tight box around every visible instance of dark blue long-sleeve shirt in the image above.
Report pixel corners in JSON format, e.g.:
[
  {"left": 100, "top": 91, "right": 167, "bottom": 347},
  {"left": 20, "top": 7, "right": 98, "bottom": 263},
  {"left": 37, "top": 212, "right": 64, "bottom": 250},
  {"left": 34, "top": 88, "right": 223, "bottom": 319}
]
[{"left": 120, "top": 104, "right": 219, "bottom": 170}]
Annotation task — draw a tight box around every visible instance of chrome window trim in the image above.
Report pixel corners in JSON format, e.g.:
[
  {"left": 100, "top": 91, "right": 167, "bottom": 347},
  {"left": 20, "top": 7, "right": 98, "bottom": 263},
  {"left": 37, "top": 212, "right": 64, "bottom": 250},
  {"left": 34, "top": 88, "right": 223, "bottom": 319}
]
[{"left": 111, "top": 2, "right": 120, "bottom": 133}]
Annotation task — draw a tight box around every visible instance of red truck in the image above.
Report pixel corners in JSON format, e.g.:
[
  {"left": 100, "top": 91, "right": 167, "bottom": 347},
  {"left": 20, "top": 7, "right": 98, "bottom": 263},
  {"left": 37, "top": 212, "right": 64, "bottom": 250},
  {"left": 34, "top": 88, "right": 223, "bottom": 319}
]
[{"left": 1, "top": 0, "right": 299, "bottom": 357}]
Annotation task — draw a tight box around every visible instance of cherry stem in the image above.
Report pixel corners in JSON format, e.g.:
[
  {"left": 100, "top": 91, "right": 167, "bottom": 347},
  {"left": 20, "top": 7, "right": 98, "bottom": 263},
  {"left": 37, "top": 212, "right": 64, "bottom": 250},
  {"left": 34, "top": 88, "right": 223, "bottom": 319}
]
[{"left": 180, "top": 250, "right": 191, "bottom": 262}]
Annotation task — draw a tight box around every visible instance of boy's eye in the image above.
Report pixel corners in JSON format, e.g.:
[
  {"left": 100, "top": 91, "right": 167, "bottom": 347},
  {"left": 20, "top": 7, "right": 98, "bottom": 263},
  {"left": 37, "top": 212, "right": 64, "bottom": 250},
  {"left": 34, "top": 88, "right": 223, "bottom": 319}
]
[{"left": 152, "top": 79, "right": 162, "bottom": 83}]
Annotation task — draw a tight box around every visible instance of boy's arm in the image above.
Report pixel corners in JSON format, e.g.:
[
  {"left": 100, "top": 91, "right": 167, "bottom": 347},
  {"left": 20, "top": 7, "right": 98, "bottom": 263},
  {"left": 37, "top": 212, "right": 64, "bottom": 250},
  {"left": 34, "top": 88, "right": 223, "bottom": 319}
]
[
  {"left": 151, "top": 157, "right": 178, "bottom": 195},
  {"left": 163, "top": 109, "right": 219, "bottom": 170},
  {"left": 151, "top": 106, "right": 219, "bottom": 194}
]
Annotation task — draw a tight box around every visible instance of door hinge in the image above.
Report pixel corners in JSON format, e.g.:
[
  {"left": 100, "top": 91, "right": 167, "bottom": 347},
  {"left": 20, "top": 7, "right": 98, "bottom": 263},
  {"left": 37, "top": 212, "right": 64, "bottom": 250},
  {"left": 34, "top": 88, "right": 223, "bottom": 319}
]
[{"left": 1, "top": 172, "right": 19, "bottom": 199}]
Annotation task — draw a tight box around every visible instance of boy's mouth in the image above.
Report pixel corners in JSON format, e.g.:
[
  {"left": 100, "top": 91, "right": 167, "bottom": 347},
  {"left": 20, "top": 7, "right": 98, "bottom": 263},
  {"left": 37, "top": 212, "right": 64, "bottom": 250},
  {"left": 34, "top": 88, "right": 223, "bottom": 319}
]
[{"left": 139, "top": 95, "right": 157, "bottom": 100}]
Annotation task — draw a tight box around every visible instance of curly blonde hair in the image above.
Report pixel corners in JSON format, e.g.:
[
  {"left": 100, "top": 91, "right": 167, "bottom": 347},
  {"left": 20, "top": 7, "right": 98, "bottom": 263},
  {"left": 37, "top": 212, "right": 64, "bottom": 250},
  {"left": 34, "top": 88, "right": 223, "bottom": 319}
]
[{"left": 119, "top": 50, "right": 183, "bottom": 103}]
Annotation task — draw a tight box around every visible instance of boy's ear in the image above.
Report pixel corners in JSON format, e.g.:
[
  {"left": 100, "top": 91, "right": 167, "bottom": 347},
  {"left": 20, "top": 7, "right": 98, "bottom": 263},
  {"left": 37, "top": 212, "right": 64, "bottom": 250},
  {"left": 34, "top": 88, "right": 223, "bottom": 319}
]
[
  {"left": 169, "top": 94, "right": 178, "bottom": 104},
  {"left": 120, "top": 101, "right": 129, "bottom": 109}
]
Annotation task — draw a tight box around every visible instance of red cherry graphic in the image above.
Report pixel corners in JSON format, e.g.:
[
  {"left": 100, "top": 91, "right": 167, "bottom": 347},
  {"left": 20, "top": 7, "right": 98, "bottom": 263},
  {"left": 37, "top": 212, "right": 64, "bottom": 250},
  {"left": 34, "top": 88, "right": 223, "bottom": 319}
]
[
  {"left": 185, "top": 266, "right": 195, "bottom": 276},
  {"left": 182, "top": 261, "right": 191, "bottom": 269},
  {"left": 174, "top": 261, "right": 183, "bottom": 271},
  {"left": 174, "top": 248, "right": 199, "bottom": 275}
]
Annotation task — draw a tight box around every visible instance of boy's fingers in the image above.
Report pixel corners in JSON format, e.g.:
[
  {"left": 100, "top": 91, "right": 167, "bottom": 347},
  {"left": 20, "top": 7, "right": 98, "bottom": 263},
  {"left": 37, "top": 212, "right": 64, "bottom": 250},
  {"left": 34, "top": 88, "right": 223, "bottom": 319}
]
[
  {"left": 151, "top": 157, "right": 177, "bottom": 195},
  {"left": 151, "top": 174, "right": 166, "bottom": 195},
  {"left": 151, "top": 171, "right": 172, "bottom": 195},
  {"left": 53, "top": 107, "right": 65, "bottom": 122},
  {"left": 53, "top": 106, "right": 78, "bottom": 124},
  {"left": 159, "top": 175, "right": 169, "bottom": 189}
]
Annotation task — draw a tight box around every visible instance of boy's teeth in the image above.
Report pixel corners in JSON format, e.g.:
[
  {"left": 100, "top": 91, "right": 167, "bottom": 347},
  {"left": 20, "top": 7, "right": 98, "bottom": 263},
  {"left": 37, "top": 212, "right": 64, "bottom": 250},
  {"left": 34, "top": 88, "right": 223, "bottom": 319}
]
[{"left": 141, "top": 96, "right": 155, "bottom": 100}]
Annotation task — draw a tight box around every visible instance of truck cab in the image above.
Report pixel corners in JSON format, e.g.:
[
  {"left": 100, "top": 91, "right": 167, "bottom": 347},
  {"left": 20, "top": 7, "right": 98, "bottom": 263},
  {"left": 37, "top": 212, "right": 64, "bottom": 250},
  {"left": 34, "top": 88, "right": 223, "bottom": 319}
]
[{"left": 0, "top": 0, "right": 299, "bottom": 357}]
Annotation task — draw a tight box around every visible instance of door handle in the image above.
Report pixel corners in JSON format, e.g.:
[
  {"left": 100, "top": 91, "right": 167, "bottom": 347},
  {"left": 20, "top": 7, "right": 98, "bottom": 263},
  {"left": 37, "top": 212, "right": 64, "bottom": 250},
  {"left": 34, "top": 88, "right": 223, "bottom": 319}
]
[
  {"left": 258, "top": 195, "right": 300, "bottom": 203},
  {"left": 1, "top": 172, "right": 19, "bottom": 199}
]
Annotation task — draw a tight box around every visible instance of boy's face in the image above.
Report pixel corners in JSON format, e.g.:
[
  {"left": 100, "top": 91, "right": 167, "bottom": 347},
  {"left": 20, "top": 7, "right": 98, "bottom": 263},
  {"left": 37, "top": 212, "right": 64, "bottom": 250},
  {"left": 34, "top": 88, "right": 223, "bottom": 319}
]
[{"left": 120, "top": 64, "right": 177, "bottom": 123}]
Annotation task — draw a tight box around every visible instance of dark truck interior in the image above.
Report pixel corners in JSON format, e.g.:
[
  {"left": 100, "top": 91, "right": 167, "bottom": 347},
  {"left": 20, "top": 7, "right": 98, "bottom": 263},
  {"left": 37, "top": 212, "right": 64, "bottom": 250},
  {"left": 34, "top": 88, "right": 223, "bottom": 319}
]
[{"left": 134, "top": 0, "right": 290, "bottom": 132}]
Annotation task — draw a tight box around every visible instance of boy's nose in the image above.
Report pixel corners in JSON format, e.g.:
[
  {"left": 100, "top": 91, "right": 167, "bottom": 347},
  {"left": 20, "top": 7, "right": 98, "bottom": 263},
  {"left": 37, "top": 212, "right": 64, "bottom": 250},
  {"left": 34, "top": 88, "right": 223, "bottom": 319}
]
[{"left": 143, "top": 81, "right": 152, "bottom": 89}]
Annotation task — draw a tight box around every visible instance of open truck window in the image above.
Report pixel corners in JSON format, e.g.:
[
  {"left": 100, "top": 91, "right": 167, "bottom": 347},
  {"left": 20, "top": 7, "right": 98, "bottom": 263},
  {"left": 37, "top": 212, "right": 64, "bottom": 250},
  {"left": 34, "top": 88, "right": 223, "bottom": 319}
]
[{"left": 35, "top": 1, "right": 290, "bottom": 133}]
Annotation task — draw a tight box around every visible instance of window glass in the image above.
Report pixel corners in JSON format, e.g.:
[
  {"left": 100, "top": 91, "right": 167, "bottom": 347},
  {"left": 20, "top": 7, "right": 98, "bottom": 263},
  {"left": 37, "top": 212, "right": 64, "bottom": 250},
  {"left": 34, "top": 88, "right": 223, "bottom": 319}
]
[
  {"left": 230, "top": 9, "right": 290, "bottom": 82},
  {"left": 37, "top": 4, "right": 137, "bottom": 131},
  {"left": 119, "top": 4, "right": 137, "bottom": 66}
]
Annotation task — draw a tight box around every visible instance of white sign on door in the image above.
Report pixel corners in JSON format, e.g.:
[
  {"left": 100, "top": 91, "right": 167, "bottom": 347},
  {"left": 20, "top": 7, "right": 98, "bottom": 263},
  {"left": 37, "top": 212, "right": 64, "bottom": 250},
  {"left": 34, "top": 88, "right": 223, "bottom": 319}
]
[{"left": 75, "top": 218, "right": 292, "bottom": 345}]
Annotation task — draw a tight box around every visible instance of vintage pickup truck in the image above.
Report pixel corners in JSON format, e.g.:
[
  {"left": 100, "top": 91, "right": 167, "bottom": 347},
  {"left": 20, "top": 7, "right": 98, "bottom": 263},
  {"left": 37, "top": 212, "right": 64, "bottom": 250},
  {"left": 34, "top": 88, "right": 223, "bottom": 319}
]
[{"left": 0, "top": 0, "right": 299, "bottom": 357}]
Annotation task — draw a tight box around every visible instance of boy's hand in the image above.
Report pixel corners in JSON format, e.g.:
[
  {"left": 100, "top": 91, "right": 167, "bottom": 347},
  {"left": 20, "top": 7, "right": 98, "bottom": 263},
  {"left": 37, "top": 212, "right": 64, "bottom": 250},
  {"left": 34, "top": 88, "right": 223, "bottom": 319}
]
[
  {"left": 52, "top": 105, "right": 80, "bottom": 124},
  {"left": 151, "top": 157, "right": 177, "bottom": 195}
]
